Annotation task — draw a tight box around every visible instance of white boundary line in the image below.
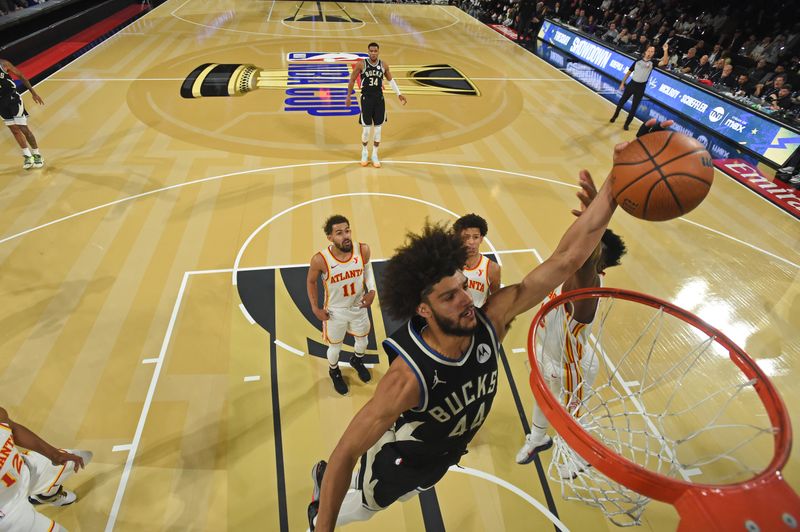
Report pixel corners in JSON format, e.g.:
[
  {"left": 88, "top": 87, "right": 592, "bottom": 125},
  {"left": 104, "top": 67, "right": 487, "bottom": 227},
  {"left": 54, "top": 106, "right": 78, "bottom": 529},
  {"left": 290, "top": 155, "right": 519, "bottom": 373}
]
[
  {"left": 141, "top": 358, "right": 158, "bottom": 364},
  {"left": 274, "top": 339, "right": 305, "bottom": 357},
  {"left": 449, "top": 465, "right": 570, "bottom": 531},
  {"left": 105, "top": 271, "right": 190, "bottom": 531},
  {"left": 243, "top": 375, "right": 262, "bottom": 382},
  {"left": 266, "top": 0, "right": 276, "bottom": 21},
  {"left": 2, "top": 159, "right": 795, "bottom": 270},
  {"left": 231, "top": 191, "right": 504, "bottom": 286},
  {"left": 169, "top": 2, "right": 461, "bottom": 39},
  {"left": 111, "top": 444, "right": 131, "bottom": 453},
  {"left": 363, "top": 2, "right": 378, "bottom": 24},
  {"left": 238, "top": 303, "right": 256, "bottom": 325}
]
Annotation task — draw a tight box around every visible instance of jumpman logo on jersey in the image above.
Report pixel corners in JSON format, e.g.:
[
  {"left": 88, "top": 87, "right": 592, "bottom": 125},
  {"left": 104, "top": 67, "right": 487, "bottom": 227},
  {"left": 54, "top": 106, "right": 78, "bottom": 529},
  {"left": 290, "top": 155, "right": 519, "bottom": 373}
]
[{"left": 432, "top": 370, "right": 447, "bottom": 389}]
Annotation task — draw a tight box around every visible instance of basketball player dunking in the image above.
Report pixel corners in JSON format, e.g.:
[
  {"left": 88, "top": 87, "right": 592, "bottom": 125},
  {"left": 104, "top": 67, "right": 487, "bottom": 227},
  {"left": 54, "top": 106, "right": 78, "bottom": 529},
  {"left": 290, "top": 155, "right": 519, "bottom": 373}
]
[
  {"left": 515, "top": 118, "right": 670, "bottom": 474},
  {"left": 345, "top": 43, "right": 407, "bottom": 168},
  {"left": 0, "top": 406, "right": 92, "bottom": 531},
  {"left": 453, "top": 214, "right": 501, "bottom": 308},
  {"left": 307, "top": 140, "right": 628, "bottom": 530},
  {"left": 306, "top": 215, "right": 377, "bottom": 396}
]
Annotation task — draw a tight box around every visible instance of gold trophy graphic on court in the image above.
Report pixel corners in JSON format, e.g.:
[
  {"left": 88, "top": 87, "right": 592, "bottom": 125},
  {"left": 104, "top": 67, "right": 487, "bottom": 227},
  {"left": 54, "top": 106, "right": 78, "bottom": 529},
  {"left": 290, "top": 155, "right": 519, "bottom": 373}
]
[{"left": 180, "top": 54, "right": 480, "bottom": 99}]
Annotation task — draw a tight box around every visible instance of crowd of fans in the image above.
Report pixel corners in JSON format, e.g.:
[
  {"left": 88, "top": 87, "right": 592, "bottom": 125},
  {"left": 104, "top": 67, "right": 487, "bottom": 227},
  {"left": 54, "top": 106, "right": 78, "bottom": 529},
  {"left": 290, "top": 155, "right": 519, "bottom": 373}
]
[
  {"left": 1, "top": 0, "right": 49, "bottom": 18},
  {"left": 458, "top": 0, "right": 800, "bottom": 118}
]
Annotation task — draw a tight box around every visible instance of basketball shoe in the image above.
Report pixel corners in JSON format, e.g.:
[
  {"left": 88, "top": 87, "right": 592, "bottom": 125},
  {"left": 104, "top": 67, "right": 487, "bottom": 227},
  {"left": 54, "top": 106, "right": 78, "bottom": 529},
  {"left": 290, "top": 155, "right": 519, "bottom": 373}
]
[
  {"left": 349, "top": 355, "right": 371, "bottom": 383},
  {"left": 515, "top": 433, "right": 553, "bottom": 464},
  {"left": 23, "top": 156, "right": 34, "bottom": 169},
  {"left": 371, "top": 152, "right": 381, "bottom": 168},
  {"left": 307, "top": 460, "right": 327, "bottom": 531},
  {"left": 329, "top": 366, "right": 348, "bottom": 395},
  {"left": 32, "top": 154, "right": 44, "bottom": 168},
  {"left": 360, "top": 147, "right": 368, "bottom": 167}
]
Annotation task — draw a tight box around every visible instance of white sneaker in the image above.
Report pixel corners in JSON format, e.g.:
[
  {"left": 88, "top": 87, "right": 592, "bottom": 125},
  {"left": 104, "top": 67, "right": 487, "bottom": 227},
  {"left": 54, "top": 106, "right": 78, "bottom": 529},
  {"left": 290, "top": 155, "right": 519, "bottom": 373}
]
[
  {"left": 515, "top": 433, "right": 553, "bottom": 464},
  {"left": 360, "top": 147, "right": 368, "bottom": 167},
  {"left": 29, "top": 487, "right": 77, "bottom": 506},
  {"left": 371, "top": 153, "right": 381, "bottom": 168},
  {"left": 556, "top": 449, "right": 590, "bottom": 479}
]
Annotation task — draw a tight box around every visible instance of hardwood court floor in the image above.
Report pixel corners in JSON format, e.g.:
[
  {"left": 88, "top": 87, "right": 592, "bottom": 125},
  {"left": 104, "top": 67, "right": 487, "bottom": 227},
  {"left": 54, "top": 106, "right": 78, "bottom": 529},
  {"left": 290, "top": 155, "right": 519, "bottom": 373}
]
[{"left": 0, "top": 1, "right": 797, "bottom": 530}]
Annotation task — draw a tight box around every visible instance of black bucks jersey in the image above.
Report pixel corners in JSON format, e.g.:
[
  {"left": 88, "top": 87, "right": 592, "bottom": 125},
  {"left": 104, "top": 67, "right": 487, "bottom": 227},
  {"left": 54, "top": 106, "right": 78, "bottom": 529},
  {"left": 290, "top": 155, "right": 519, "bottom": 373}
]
[
  {"left": 360, "top": 58, "right": 384, "bottom": 98},
  {"left": 0, "top": 63, "right": 19, "bottom": 100},
  {"left": 382, "top": 308, "right": 500, "bottom": 466}
]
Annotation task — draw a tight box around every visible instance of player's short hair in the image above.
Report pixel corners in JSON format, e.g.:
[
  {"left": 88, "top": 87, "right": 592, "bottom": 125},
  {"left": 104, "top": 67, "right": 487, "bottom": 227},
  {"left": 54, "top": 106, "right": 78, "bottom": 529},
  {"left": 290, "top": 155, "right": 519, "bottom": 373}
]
[
  {"left": 452, "top": 213, "right": 488, "bottom": 236},
  {"left": 324, "top": 215, "right": 349, "bottom": 235},
  {"left": 381, "top": 221, "right": 467, "bottom": 320},
  {"left": 600, "top": 229, "right": 626, "bottom": 269},
  {"left": 368, "top": 42, "right": 379, "bottom": 49}
]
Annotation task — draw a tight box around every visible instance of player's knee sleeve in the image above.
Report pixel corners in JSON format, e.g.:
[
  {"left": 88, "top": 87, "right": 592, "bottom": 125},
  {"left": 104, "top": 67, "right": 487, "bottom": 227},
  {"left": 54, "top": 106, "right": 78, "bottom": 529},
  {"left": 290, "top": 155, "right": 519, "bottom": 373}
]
[
  {"left": 354, "top": 336, "right": 368, "bottom": 354},
  {"left": 373, "top": 126, "right": 382, "bottom": 143},
  {"left": 327, "top": 343, "right": 342, "bottom": 366},
  {"left": 361, "top": 126, "right": 371, "bottom": 143}
]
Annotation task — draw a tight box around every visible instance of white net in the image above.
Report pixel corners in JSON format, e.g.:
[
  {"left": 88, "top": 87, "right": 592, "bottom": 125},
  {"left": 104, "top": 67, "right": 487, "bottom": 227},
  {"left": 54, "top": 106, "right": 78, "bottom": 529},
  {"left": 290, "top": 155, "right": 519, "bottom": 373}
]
[{"left": 532, "top": 292, "right": 777, "bottom": 527}]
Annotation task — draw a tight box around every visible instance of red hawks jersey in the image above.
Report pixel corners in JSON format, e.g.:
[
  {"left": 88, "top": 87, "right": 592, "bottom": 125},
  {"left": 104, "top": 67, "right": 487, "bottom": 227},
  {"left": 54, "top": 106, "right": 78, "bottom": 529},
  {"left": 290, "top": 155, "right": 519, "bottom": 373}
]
[
  {"left": 464, "top": 255, "right": 491, "bottom": 308},
  {"left": 320, "top": 242, "right": 366, "bottom": 310},
  {"left": 0, "top": 424, "right": 30, "bottom": 512}
]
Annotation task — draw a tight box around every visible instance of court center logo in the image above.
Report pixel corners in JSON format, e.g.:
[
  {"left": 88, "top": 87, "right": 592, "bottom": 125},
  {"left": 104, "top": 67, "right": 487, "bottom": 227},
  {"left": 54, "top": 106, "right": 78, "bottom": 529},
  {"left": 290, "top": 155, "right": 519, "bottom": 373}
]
[
  {"left": 476, "top": 343, "right": 491, "bottom": 363},
  {"left": 709, "top": 107, "right": 725, "bottom": 123},
  {"left": 179, "top": 52, "right": 480, "bottom": 117}
]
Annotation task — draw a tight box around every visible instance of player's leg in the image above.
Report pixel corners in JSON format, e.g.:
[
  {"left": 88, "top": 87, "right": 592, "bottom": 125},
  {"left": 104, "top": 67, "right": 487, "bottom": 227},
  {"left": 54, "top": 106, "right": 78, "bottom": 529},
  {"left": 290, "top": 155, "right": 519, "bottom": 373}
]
[
  {"left": 516, "top": 356, "right": 558, "bottom": 464},
  {"left": 370, "top": 98, "right": 386, "bottom": 168},
  {"left": 324, "top": 315, "right": 349, "bottom": 395},
  {"left": 359, "top": 97, "right": 374, "bottom": 167},
  {"left": 347, "top": 310, "right": 372, "bottom": 383},
  {"left": 18, "top": 125, "right": 43, "bottom": 168},
  {"left": 610, "top": 82, "right": 635, "bottom": 123},
  {"left": 624, "top": 84, "right": 645, "bottom": 130},
  {"left": 24, "top": 448, "right": 93, "bottom": 506},
  {"left": 0, "top": 500, "right": 66, "bottom": 532}
]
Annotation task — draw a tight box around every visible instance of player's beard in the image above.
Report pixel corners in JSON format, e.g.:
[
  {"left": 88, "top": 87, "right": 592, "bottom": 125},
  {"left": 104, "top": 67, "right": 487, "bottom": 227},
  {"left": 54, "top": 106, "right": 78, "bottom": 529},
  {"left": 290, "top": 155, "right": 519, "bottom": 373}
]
[
  {"left": 431, "top": 307, "right": 477, "bottom": 337},
  {"left": 335, "top": 239, "right": 353, "bottom": 253}
]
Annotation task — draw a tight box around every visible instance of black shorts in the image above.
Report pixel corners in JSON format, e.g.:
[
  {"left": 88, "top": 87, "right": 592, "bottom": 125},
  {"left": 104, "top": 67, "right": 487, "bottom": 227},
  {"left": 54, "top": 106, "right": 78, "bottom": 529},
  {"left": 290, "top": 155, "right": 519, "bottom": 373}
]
[
  {"left": 356, "top": 430, "right": 454, "bottom": 510},
  {"left": 0, "top": 93, "right": 27, "bottom": 126},
  {"left": 359, "top": 94, "right": 386, "bottom": 126}
]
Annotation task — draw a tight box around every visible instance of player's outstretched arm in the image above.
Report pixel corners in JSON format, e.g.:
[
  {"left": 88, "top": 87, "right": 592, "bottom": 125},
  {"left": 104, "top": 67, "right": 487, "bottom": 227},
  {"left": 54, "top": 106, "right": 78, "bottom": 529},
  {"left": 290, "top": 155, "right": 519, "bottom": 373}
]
[
  {"left": 315, "top": 360, "right": 419, "bottom": 531},
  {"left": 0, "top": 407, "right": 84, "bottom": 471},
  {"left": 345, "top": 60, "right": 364, "bottom": 108},
  {"left": 484, "top": 146, "right": 627, "bottom": 339},
  {"left": 384, "top": 63, "right": 407, "bottom": 105},
  {"left": 1, "top": 60, "right": 43, "bottom": 105},
  {"left": 307, "top": 253, "right": 330, "bottom": 322}
]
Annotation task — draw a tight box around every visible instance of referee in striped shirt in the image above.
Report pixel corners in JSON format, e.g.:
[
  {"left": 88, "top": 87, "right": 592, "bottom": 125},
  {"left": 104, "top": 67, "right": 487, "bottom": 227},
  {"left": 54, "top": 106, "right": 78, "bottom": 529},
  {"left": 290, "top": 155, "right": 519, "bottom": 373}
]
[{"left": 610, "top": 43, "right": 669, "bottom": 130}]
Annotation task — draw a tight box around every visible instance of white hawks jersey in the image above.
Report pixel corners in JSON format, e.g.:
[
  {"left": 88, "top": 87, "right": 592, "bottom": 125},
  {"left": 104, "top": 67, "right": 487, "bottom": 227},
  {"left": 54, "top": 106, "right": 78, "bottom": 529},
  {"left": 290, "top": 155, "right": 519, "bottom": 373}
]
[
  {"left": 320, "top": 242, "right": 366, "bottom": 310},
  {"left": 464, "top": 255, "right": 491, "bottom": 308},
  {"left": 535, "top": 280, "right": 602, "bottom": 409},
  {"left": 0, "top": 423, "right": 30, "bottom": 514}
]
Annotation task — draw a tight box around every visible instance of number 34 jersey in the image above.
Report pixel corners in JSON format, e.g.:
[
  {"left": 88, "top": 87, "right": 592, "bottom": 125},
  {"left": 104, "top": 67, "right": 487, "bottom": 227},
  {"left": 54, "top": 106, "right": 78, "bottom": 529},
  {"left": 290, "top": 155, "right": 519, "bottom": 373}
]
[{"left": 319, "top": 242, "right": 366, "bottom": 310}]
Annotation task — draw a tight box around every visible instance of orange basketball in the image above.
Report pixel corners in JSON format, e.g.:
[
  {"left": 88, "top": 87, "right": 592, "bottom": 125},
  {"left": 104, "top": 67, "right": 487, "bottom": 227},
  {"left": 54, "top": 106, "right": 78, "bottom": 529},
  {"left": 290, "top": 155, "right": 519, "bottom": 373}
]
[{"left": 611, "top": 131, "right": 714, "bottom": 221}]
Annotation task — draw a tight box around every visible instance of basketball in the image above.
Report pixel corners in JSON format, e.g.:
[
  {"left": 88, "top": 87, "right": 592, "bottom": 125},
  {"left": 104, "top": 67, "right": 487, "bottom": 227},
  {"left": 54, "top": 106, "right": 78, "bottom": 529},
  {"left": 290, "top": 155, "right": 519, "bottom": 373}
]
[{"left": 611, "top": 132, "right": 714, "bottom": 221}]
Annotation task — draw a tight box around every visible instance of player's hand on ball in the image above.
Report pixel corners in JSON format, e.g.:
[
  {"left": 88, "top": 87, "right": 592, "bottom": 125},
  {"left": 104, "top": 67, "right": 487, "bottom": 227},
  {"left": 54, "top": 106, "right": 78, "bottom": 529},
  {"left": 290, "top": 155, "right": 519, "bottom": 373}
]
[
  {"left": 313, "top": 308, "right": 330, "bottom": 321},
  {"left": 360, "top": 291, "right": 376, "bottom": 308},
  {"left": 637, "top": 118, "right": 674, "bottom": 137},
  {"left": 51, "top": 450, "right": 86, "bottom": 472},
  {"left": 571, "top": 170, "right": 598, "bottom": 217},
  {"left": 399, "top": 95, "right": 407, "bottom": 105}
]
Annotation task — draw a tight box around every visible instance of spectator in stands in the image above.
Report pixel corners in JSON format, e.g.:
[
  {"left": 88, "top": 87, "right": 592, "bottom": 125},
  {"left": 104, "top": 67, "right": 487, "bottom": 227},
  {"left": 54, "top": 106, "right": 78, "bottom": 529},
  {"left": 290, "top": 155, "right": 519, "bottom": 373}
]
[
  {"left": 651, "top": 24, "right": 670, "bottom": 47},
  {"left": 760, "top": 64, "right": 787, "bottom": 85},
  {"left": 583, "top": 14, "right": 597, "bottom": 35},
  {"left": 708, "top": 57, "right": 725, "bottom": 80},
  {"left": 748, "top": 60, "right": 770, "bottom": 85},
  {"left": 602, "top": 23, "right": 619, "bottom": 42},
  {"left": 634, "top": 34, "right": 649, "bottom": 55},
  {"left": 756, "top": 74, "right": 787, "bottom": 98},
  {"left": 0, "top": 0, "right": 27, "bottom": 15},
  {"left": 712, "top": 63, "right": 737, "bottom": 90},
  {"left": 693, "top": 55, "right": 712, "bottom": 78},
  {"left": 614, "top": 28, "right": 631, "bottom": 46},
  {"left": 733, "top": 73, "right": 756, "bottom": 97},
  {"left": 572, "top": 8, "right": 587, "bottom": 28},
  {"left": 768, "top": 85, "right": 794, "bottom": 110},
  {"left": 708, "top": 43, "right": 724, "bottom": 64},
  {"left": 679, "top": 47, "right": 699, "bottom": 74},
  {"left": 750, "top": 36, "right": 772, "bottom": 61},
  {"left": 740, "top": 34, "right": 758, "bottom": 57}
]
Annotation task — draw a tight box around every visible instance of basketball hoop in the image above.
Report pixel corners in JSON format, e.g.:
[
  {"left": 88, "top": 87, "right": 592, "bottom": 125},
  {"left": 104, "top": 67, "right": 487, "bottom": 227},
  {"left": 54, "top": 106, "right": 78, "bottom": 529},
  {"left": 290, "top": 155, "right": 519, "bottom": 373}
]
[{"left": 527, "top": 287, "right": 800, "bottom": 530}]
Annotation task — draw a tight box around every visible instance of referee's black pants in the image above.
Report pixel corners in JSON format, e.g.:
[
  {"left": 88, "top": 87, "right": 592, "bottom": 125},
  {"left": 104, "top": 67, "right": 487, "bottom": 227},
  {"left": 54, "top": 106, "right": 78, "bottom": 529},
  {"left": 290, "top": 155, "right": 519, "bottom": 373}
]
[{"left": 611, "top": 80, "right": 646, "bottom": 127}]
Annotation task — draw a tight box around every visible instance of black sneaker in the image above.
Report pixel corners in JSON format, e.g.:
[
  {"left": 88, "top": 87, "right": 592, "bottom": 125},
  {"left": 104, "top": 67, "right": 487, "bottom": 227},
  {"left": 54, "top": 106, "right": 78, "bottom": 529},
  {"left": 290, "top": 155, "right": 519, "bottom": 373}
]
[
  {"left": 349, "top": 355, "right": 371, "bottom": 383},
  {"left": 329, "top": 366, "right": 348, "bottom": 395},
  {"left": 308, "top": 460, "right": 326, "bottom": 531}
]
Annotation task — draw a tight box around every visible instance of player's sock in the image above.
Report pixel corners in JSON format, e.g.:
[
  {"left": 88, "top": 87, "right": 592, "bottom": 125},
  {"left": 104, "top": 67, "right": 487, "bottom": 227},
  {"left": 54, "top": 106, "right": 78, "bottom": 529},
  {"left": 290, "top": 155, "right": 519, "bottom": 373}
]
[
  {"left": 31, "top": 148, "right": 40, "bottom": 155},
  {"left": 371, "top": 146, "right": 380, "bottom": 168},
  {"left": 361, "top": 145, "right": 369, "bottom": 167},
  {"left": 22, "top": 147, "right": 32, "bottom": 157}
]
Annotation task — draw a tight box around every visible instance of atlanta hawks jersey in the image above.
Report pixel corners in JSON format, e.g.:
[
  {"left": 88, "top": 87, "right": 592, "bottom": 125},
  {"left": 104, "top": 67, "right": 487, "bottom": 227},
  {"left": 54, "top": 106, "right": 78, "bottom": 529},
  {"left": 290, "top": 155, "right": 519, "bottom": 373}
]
[
  {"left": 320, "top": 242, "right": 366, "bottom": 309},
  {"left": 382, "top": 309, "right": 500, "bottom": 465},
  {"left": 0, "top": 424, "right": 31, "bottom": 513},
  {"left": 464, "top": 255, "right": 491, "bottom": 308},
  {"left": 360, "top": 59, "right": 384, "bottom": 98}
]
